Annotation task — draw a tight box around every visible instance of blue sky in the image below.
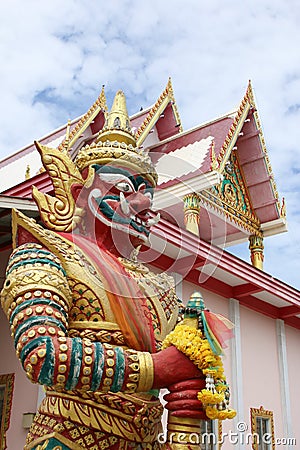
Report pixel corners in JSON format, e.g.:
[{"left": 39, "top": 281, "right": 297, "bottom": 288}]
[{"left": 0, "top": 0, "right": 300, "bottom": 288}]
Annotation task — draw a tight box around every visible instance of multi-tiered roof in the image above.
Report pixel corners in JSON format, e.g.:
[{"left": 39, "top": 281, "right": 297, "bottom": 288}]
[{"left": 1, "top": 79, "right": 298, "bottom": 329}]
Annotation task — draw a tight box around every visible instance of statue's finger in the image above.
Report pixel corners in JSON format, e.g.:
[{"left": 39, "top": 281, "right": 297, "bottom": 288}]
[
  {"left": 168, "top": 378, "right": 205, "bottom": 392},
  {"left": 170, "top": 410, "right": 207, "bottom": 419},
  {"left": 165, "top": 399, "right": 202, "bottom": 411},
  {"left": 164, "top": 389, "right": 199, "bottom": 402}
]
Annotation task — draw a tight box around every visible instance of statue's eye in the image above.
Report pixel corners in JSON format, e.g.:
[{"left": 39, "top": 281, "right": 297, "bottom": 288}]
[{"left": 116, "top": 181, "right": 134, "bottom": 193}]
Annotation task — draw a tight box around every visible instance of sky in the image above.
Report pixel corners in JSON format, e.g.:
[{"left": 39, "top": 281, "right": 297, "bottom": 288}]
[{"left": 0, "top": 0, "right": 300, "bottom": 288}]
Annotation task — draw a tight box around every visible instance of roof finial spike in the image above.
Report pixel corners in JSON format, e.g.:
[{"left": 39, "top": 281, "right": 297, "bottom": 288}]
[
  {"left": 96, "top": 90, "right": 137, "bottom": 147},
  {"left": 280, "top": 197, "right": 286, "bottom": 218},
  {"left": 66, "top": 119, "right": 71, "bottom": 140},
  {"left": 108, "top": 90, "right": 130, "bottom": 128},
  {"left": 246, "top": 79, "right": 255, "bottom": 105},
  {"left": 99, "top": 84, "right": 108, "bottom": 113},
  {"left": 25, "top": 165, "right": 30, "bottom": 180},
  {"left": 167, "top": 76, "right": 173, "bottom": 90},
  {"left": 210, "top": 140, "right": 219, "bottom": 171},
  {"left": 63, "top": 119, "right": 71, "bottom": 154}
]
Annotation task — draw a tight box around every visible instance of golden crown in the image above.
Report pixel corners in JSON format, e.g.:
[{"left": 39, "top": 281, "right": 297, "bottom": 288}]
[{"left": 75, "top": 90, "right": 158, "bottom": 186}]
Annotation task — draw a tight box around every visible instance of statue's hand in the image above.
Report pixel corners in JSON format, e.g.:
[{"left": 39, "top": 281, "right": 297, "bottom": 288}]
[
  {"left": 163, "top": 379, "right": 207, "bottom": 419},
  {"left": 152, "top": 346, "right": 204, "bottom": 389}
]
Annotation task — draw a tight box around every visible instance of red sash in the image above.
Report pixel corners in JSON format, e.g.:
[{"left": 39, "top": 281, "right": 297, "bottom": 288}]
[{"left": 60, "top": 232, "right": 156, "bottom": 353}]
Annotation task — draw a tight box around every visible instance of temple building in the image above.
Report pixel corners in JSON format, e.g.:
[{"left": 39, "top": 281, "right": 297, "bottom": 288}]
[{"left": 0, "top": 79, "right": 299, "bottom": 449}]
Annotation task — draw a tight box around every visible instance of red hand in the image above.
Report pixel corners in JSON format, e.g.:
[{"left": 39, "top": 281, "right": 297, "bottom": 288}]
[{"left": 152, "top": 346, "right": 203, "bottom": 389}]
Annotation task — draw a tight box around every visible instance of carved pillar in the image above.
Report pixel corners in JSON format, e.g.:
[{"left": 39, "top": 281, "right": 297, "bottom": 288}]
[
  {"left": 183, "top": 193, "right": 201, "bottom": 237},
  {"left": 249, "top": 235, "right": 264, "bottom": 270}
]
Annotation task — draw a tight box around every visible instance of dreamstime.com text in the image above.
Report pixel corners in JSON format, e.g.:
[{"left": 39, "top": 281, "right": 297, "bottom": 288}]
[{"left": 157, "top": 421, "right": 297, "bottom": 446}]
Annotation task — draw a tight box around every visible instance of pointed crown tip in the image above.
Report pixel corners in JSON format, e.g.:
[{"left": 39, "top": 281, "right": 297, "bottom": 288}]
[{"left": 74, "top": 86, "right": 157, "bottom": 185}]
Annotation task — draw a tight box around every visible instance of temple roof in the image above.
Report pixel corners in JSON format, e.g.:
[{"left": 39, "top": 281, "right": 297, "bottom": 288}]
[
  {"left": 148, "top": 82, "right": 286, "bottom": 246},
  {"left": 0, "top": 80, "right": 286, "bottom": 247},
  {"left": 0, "top": 81, "right": 296, "bottom": 327}
]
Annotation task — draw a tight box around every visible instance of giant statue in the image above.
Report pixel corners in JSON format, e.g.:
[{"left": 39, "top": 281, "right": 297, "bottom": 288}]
[{"left": 1, "top": 90, "right": 235, "bottom": 449}]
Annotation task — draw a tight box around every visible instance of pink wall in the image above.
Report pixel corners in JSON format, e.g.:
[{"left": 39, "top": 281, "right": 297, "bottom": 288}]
[
  {"left": 285, "top": 325, "right": 300, "bottom": 445},
  {"left": 240, "top": 306, "right": 284, "bottom": 440}
]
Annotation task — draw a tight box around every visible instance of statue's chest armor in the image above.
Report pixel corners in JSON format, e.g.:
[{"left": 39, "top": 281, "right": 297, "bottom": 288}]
[
  {"left": 69, "top": 279, "right": 107, "bottom": 323},
  {"left": 9, "top": 212, "right": 179, "bottom": 348},
  {"left": 119, "top": 259, "right": 179, "bottom": 346},
  {"left": 68, "top": 257, "right": 179, "bottom": 348}
]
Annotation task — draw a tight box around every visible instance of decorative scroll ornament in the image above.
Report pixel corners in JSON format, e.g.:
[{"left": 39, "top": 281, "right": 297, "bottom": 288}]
[
  {"left": 201, "top": 150, "right": 261, "bottom": 235},
  {"left": 32, "top": 142, "right": 91, "bottom": 232}
]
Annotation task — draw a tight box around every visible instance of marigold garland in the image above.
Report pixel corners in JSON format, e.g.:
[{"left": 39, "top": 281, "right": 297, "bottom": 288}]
[{"left": 162, "top": 324, "right": 236, "bottom": 421}]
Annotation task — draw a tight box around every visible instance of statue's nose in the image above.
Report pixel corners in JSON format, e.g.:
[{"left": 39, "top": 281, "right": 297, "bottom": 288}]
[{"left": 129, "top": 192, "right": 151, "bottom": 213}]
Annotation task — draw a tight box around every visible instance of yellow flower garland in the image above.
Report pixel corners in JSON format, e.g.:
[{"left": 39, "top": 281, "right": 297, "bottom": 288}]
[{"left": 162, "top": 324, "right": 236, "bottom": 420}]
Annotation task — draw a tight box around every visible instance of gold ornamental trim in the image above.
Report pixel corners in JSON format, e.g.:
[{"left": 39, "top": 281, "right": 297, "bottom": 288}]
[
  {"left": 24, "top": 432, "right": 94, "bottom": 450},
  {"left": 38, "top": 391, "right": 162, "bottom": 443},
  {"left": 199, "top": 192, "right": 262, "bottom": 236},
  {"left": 247, "top": 86, "right": 282, "bottom": 217},
  {"left": 218, "top": 81, "right": 282, "bottom": 218},
  {"left": 32, "top": 142, "right": 92, "bottom": 232},
  {"left": 69, "top": 320, "right": 121, "bottom": 331},
  {"left": 200, "top": 147, "right": 262, "bottom": 236},
  {"left": 58, "top": 86, "right": 108, "bottom": 154},
  {"left": 74, "top": 141, "right": 158, "bottom": 186},
  {"left": 10, "top": 209, "right": 116, "bottom": 323},
  {"left": 250, "top": 406, "right": 275, "bottom": 450},
  {"left": 217, "top": 86, "right": 251, "bottom": 171},
  {"left": 137, "top": 352, "right": 154, "bottom": 393},
  {"left": 135, "top": 78, "right": 182, "bottom": 147}
]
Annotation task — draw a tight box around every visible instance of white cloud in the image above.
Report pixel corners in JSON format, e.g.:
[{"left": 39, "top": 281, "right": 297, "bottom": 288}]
[{"left": 0, "top": 0, "right": 300, "bottom": 287}]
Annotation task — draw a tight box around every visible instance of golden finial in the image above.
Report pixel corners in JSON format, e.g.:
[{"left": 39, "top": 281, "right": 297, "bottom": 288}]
[
  {"left": 66, "top": 119, "right": 71, "bottom": 140},
  {"left": 210, "top": 140, "right": 219, "bottom": 171},
  {"left": 107, "top": 90, "right": 129, "bottom": 128},
  {"left": 280, "top": 197, "right": 286, "bottom": 218},
  {"left": 96, "top": 90, "right": 136, "bottom": 147},
  {"left": 166, "top": 76, "right": 173, "bottom": 95},
  {"left": 246, "top": 79, "right": 255, "bottom": 106},
  {"left": 62, "top": 119, "right": 71, "bottom": 154},
  {"left": 75, "top": 89, "right": 157, "bottom": 185},
  {"left": 99, "top": 85, "right": 108, "bottom": 113},
  {"left": 25, "top": 165, "right": 30, "bottom": 180}
]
